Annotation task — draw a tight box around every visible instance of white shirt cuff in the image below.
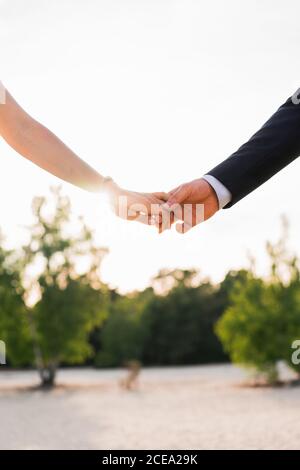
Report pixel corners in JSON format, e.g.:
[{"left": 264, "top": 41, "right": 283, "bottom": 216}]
[
  {"left": 202, "top": 174, "right": 232, "bottom": 209},
  {"left": 0, "top": 81, "right": 5, "bottom": 104}
]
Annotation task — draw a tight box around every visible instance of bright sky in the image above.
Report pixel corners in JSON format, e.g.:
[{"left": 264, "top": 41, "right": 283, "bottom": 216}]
[{"left": 1, "top": 0, "right": 299, "bottom": 292}]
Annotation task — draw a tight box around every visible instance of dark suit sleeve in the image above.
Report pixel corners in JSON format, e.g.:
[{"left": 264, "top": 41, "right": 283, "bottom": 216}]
[{"left": 207, "top": 95, "right": 300, "bottom": 208}]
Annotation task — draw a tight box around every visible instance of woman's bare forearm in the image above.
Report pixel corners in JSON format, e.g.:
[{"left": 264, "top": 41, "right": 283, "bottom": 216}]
[
  {"left": 11, "top": 119, "right": 106, "bottom": 192},
  {"left": 0, "top": 88, "right": 108, "bottom": 192}
]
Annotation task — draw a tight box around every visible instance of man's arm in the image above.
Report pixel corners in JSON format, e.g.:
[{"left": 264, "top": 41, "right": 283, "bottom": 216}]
[
  {"left": 163, "top": 91, "right": 300, "bottom": 233},
  {"left": 207, "top": 93, "right": 300, "bottom": 207}
]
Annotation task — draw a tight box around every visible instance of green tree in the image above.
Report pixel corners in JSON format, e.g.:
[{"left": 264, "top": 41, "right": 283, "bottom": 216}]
[
  {"left": 22, "top": 187, "right": 108, "bottom": 387},
  {"left": 141, "top": 270, "right": 227, "bottom": 365},
  {"left": 0, "top": 239, "right": 33, "bottom": 366},
  {"left": 96, "top": 269, "right": 229, "bottom": 368},
  {"left": 216, "top": 276, "right": 282, "bottom": 383},
  {"left": 95, "top": 288, "right": 153, "bottom": 367},
  {"left": 216, "top": 221, "right": 300, "bottom": 384}
]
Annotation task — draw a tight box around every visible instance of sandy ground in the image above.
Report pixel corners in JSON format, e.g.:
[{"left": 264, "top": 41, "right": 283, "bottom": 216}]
[{"left": 0, "top": 364, "right": 299, "bottom": 450}]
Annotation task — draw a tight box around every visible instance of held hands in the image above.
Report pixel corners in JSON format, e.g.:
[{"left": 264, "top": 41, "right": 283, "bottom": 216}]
[{"left": 105, "top": 178, "right": 219, "bottom": 233}]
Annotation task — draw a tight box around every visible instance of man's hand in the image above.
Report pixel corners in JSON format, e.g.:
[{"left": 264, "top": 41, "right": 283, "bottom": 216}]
[{"left": 160, "top": 178, "right": 219, "bottom": 233}]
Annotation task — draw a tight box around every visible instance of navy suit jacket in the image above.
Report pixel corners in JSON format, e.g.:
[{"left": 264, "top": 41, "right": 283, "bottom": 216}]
[{"left": 208, "top": 94, "right": 300, "bottom": 207}]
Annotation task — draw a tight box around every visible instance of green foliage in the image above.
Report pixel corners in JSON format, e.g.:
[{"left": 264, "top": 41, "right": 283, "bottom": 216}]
[
  {"left": 0, "top": 243, "right": 33, "bottom": 366},
  {"left": 96, "top": 270, "right": 229, "bottom": 367},
  {"left": 216, "top": 276, "right": 282, "bottom": 383},
  {"left": 21, "top": 187, "right": 109, "bottom": 385},
  {"left": 216, "top": 222, "right": 300, "bottom": 384},
  {"left": 95, "top": 289, "right": 153, "bottom": 367},
  {"left": 141, "top": 271, "right": 227, "bottom": 366},
  {"left": 1, "top": 194, "right": 299, "bottom": 390},
  {"left": 34, "top": 280, "right": 106, "bottom": 365}
]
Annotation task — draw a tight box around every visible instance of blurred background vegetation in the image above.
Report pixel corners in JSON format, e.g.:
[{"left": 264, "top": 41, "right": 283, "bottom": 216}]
[{"left": 0, "top": 188, "right": 299, "bottom": 387}]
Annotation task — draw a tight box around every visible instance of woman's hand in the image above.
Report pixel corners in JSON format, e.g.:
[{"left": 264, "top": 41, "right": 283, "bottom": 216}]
[{"left": 105, "top": 180, "right": 168, "bottom": 228}]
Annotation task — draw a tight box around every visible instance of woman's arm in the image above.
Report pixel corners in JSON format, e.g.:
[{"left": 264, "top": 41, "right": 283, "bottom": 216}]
[
  {"left": 0, "top": 84, "right": 167, "bottom": 226},
  {"left": 0, "top": 87, "right": 107, "bottom": 192}
]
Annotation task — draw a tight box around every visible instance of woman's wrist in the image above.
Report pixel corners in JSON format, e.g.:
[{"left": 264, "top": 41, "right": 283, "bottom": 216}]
[
  {"left": 101, "top": 178, "right": 124, "bottom": 200},
  {"left": 98, "top": 176, "right": 116, "bottom": 192}
]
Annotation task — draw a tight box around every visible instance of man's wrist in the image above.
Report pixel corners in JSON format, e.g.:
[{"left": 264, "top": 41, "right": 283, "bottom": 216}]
[{"left": 202, "top": 174, "right": 232, "bottom": 209}]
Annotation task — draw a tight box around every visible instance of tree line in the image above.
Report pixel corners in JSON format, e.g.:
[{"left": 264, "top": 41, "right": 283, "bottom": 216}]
[{"left": 0, "top": 188, "right": 299, "bottom": 387}]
